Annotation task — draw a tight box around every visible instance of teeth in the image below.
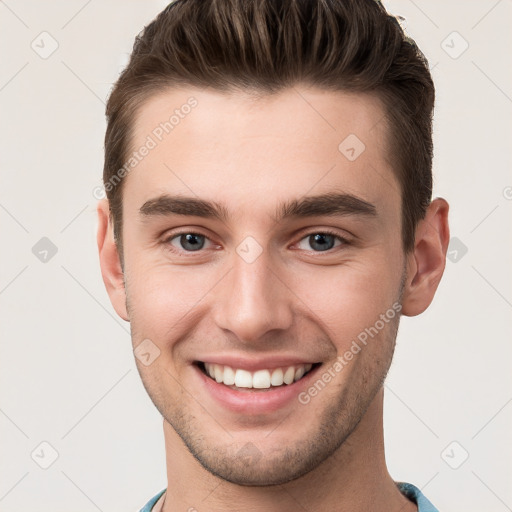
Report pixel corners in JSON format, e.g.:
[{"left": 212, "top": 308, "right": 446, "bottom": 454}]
[
  {"left": 203, "top": 362, "right": 314, "bottom": 389},
  {"left": 223, "top": 365, "right": 235, "bottom": 385},
  {"left": 283, "top": 366, "right": 295, "bottom": 385},
  {"left": 253, "top": 370, "right": 271, "bottom": 389},
  {"left": 234, "top": 369, "right": 252, "bottom": 388},
  {"left": 270, "top": 368, "right": 283, "bottom": 386}
]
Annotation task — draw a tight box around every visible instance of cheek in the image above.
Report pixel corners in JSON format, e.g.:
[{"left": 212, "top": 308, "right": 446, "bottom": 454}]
[
  {"left": 124, "top": 259, "right": 220, "bottom": 338},
  {"left": 289, "top": 259, "right": 400, "bottom": 342}
]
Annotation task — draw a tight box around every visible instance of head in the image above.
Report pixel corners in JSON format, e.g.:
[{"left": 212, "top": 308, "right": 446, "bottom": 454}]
[{"left": 98, "top": 0, "right": 449, "bottom": 486}]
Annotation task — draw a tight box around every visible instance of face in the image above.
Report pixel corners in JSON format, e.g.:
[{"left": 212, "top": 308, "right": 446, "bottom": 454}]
[{"left": 104, "top": 86, "right": 410, "bottom": 485}]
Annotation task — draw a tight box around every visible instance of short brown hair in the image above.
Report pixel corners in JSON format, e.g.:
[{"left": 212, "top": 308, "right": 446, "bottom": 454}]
[{"left": 103, "top": 0, "right": 434, "bottom": 260}]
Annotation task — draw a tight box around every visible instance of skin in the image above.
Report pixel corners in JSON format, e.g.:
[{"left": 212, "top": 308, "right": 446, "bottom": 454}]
[{"left": 97, "top": 86, "right": 449, "bottom": 511}]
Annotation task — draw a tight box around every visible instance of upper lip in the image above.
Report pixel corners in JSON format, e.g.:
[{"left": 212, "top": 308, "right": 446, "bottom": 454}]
[{"left": 195, "top": 355, "right": 320, "bottom": 372}]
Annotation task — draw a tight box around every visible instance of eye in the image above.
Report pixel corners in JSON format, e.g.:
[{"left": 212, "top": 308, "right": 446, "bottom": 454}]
[
  {"left": 166, "top": 232, "right": 213, "bottom": 252},
  {"left": 296, "top": 231, "right": 348, "bottom": 252}
]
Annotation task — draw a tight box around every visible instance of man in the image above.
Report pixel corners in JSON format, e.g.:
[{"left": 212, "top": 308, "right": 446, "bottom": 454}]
[{"left": 96, "top": 0, "right": 449, "bottom": 510}]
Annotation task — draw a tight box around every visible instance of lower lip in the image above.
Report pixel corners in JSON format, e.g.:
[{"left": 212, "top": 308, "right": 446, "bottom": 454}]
[{"left": 194, "top": 363, "right": 321, "bottom": 414}]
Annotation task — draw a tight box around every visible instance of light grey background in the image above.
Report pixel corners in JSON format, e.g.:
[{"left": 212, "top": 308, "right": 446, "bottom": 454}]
[{"left": 1, "top": 1, "right": 511, "bottom": 511}]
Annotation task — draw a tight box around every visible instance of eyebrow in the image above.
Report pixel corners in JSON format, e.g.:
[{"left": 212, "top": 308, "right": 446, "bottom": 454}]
[{"left": 139, "top": 192, "right": 377, "bottom": 223}]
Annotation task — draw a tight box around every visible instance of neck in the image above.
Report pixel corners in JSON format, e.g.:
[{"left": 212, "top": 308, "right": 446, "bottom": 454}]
[{"left": 161, "top": 388, "right": 416, "bottom": 512}]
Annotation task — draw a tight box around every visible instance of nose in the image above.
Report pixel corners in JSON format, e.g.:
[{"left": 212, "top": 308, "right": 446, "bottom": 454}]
[{"left": 212, "top": 245, "right": 294, "bottom": 344}]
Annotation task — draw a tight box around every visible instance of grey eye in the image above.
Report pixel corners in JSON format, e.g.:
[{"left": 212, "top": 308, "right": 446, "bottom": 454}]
[
  {"left": 170, "top": 233, "right": 208, "bottom": 251},
  {"left": 297, "top": 233, "right": 341, "bottom": 252}
]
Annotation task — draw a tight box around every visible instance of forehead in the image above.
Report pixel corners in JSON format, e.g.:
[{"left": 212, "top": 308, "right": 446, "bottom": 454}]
[{"left": 124, "top": 86, "right": 399, "bottom": 223}]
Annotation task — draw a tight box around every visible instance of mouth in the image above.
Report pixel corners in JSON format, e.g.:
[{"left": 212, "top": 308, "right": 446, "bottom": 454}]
[{"left": 195, "top": 361, "right": 321, "bottom": 392}]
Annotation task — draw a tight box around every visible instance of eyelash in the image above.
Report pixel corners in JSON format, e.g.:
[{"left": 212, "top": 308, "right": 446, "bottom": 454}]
[{"left": 162, "top": 229, "right": 350, "bottom": 255}]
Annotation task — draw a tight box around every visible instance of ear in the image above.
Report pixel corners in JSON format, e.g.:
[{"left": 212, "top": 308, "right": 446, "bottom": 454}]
[
  {"left": 401, "top": 198, "right": 450, "bottom": 317},
  {"left": 96, "top": 199, "right": 129, "bottom": 321}
]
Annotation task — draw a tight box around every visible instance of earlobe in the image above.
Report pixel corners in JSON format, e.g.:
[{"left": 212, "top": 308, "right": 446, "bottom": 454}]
[
  {"left": 401, "top": 198, "right": 450, "bottom": 317},
  {"left": 96, "top": 199, "right": 129, "bottom": 321}
]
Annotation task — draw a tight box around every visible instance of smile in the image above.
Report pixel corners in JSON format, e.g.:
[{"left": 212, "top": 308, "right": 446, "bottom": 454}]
[{"left": 197, "top": 361, "right": 319, "bottom": 390}]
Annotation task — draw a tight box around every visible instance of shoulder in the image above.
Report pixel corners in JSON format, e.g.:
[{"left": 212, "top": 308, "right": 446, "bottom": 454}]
[
  {"left": 396, "top": 481, "right": 440, "bottom": 512},
  {"left": 137, "top": 489, "right": 166, "bottom": 512}
]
